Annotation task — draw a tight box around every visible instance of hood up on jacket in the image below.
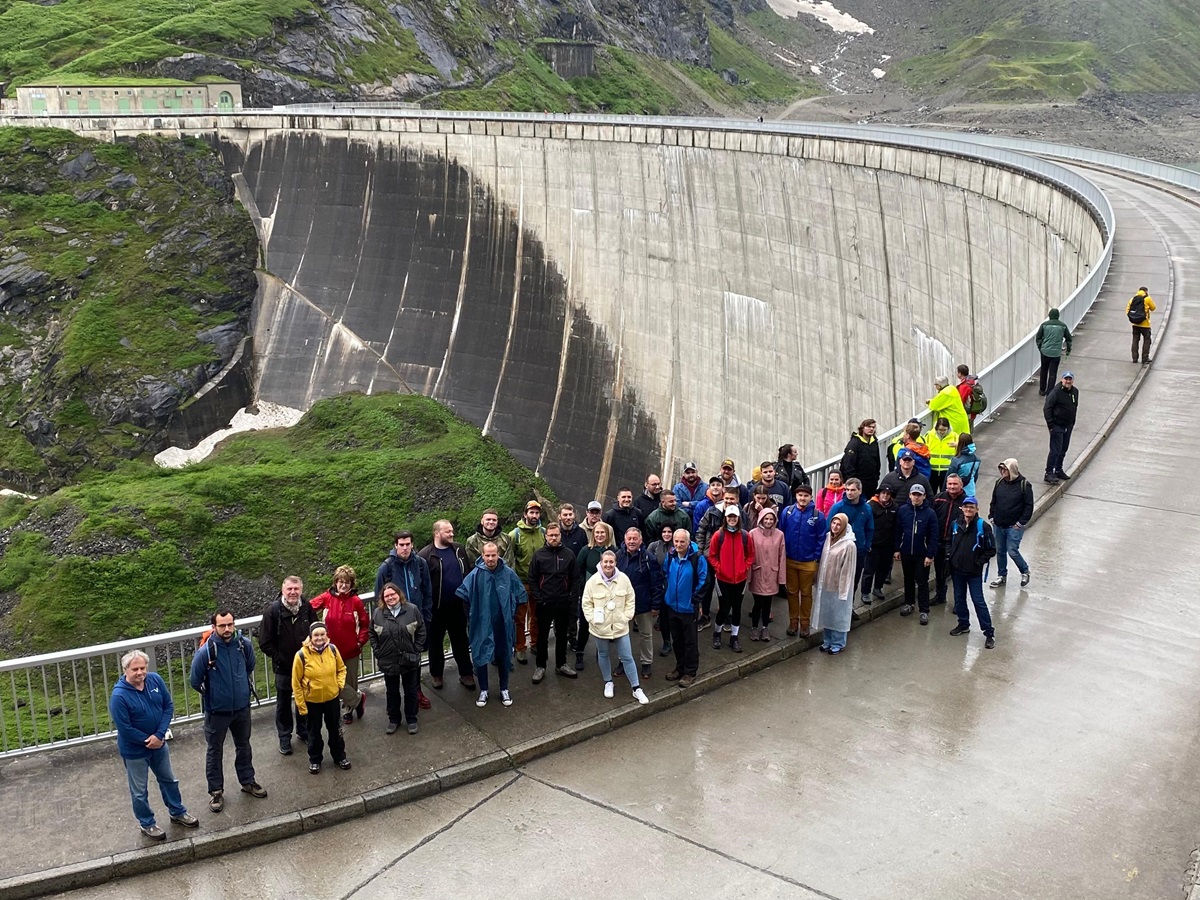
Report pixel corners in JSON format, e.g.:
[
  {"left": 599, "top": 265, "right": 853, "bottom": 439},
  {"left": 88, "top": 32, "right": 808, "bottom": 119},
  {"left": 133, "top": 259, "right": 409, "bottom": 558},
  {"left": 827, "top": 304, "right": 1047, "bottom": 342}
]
[{"left": 1001, "top": 457, "right": 1022, "bottom": 480}]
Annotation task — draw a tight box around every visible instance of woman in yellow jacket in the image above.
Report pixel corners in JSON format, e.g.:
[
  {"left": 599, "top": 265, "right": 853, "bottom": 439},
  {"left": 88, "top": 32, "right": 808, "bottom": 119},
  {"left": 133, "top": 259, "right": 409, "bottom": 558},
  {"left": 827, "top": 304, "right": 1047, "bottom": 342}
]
[
  {"left": 924, "top": 417, "right": 959, "bottom": 495},
  {"left": 582, "top": 550, "right": 648, "bottom": 705},
  {"left": 291, "top": 621, "right": 350, "bottom": 774}
]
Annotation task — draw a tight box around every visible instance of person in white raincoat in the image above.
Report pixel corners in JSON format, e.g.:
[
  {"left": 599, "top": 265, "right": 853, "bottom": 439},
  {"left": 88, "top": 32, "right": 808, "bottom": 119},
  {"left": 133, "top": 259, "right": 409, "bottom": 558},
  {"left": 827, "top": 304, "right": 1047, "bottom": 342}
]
[{"left": 812, "top": 513, "right": 857, "bottom": 654}]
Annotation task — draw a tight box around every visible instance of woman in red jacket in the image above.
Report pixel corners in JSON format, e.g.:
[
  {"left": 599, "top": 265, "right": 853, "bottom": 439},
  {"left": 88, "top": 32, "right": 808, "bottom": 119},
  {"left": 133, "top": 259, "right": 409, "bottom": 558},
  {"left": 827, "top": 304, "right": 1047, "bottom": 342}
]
[
  {"left": 706, "top": 507, "right": 755, "bottom": 653},
  {"left": 310, "top": 565, "right": 369, "bottom": 726}
]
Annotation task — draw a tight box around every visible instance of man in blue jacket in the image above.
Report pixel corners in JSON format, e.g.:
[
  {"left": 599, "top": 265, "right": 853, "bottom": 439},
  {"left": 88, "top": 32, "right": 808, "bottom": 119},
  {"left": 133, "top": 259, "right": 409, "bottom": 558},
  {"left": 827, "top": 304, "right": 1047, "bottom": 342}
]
[
  {"left": 779, "top": 484, "right": 827, "bottom": 636},
  {"left": 830, "top": 478, "right": 874, "bottom": 606},
  {"left": 189, "top": 610, "right": 267, "bottom": 813},
  {"left": 617, "top": 527, "right": 665, "bottom": 679},
  {"left": 111, "top": 649, "right": 198, "bottom": 839},
  {"left": 662, "top": 528, "right": 708, "bottom": 688},
  {"left": 894, "top": 484, "right": 939, "bottom": 624}
]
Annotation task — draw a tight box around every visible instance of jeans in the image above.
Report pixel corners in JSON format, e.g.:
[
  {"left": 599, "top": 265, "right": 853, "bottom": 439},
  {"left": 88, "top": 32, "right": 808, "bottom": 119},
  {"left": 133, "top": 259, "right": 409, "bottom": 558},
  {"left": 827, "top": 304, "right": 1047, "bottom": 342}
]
[
  {"left": 994, "top": 526, "right": 1029, "bottom": 577},
  {"left": 272, "top": 666, "right": 308, "bottom": 743},
  {"left": 534, "top": 599, "right": 572, "bottom": 669},
  {"left": 474, "top": 663, "right": 510, "bottom": 694},
  {"left": 666, "top": 606, "right": 699, "bottom": 677},
  {"left": 384, "top": 668, "right": 420, "bottom": 725},
  {"left": 1046, "top": 424, "right": 1073, "bottom": 476},
  {"left": 124, "top": 747, "right": 187, "bottom": 827},
  {"left": 1038, "top": 353, "right": 1061, "bottom": 395},
  {"left": 952, "top": 572, "right": 994, "bottom": 636},
  {"left": 305, "top": 699, "right": 346, "bottom": 764},
  {"left": 1132, "top": 324, "right": 1151, "bottom": 362},
  {"left": 821, "top": 628, "right": 848, "bottom": 651},
  {"left": 900, "top": 553, "right": 931, "bottom": 612},
  {"left": 203, "top": 706, "right": 255, "bottom": 793},
  {"left": 429, "top": 599, "right": 472, "bottom": 680},
  {"left": 595, "top": 632, "right": 640, "bottom": 688}
]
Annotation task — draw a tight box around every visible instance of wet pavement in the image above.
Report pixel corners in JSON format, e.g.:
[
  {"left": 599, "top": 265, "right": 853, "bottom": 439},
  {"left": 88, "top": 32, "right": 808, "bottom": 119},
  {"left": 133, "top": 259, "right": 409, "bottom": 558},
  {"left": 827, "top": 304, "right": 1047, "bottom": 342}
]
[{"left": 7, "top": 166, "right": 1200, "bottom": 899}]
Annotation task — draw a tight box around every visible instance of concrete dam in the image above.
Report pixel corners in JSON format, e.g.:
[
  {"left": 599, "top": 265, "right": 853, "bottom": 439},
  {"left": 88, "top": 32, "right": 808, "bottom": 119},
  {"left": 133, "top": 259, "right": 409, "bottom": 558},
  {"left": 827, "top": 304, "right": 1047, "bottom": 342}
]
[{"left": 212, "top": 115, "right": 1105, "bottom": 501}]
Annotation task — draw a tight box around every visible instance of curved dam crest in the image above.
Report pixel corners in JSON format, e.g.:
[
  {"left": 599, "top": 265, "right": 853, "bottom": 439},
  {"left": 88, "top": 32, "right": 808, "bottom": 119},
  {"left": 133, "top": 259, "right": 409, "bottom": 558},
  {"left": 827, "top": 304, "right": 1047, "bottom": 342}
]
[{"left": 217, "top": 119, "right": 1104, "bottom": 501}]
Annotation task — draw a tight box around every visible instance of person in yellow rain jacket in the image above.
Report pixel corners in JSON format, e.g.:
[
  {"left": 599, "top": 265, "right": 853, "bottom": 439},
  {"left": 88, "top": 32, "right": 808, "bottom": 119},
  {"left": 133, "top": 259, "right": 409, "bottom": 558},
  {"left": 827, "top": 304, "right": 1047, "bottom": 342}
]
[
  {"left": 1126, "top": 286, "right": 1157, "bottom": 365},
  {"left": 928, "top": 376, "right": 970, "bottom": 436},
  {"left": 291, "top": 622, "right": 349, "bottom": 774},
  {"left": 923, "top": 417, "right": 959, "bottom": 495}
]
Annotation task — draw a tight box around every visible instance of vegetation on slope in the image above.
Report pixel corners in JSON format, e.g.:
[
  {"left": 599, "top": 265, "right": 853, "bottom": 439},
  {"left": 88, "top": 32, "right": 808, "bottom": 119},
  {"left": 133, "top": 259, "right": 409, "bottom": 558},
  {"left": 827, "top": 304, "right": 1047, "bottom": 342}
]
[{"left": 0, "top": 393, "right": 553, "bottom": 654}]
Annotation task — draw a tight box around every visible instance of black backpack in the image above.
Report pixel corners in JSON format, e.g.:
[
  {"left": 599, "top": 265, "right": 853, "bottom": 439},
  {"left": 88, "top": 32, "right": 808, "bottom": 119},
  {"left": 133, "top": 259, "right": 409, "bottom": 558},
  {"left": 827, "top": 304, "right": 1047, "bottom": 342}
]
[{"left": 1127, "top": 294, "right": 1146, "bottom": 324}]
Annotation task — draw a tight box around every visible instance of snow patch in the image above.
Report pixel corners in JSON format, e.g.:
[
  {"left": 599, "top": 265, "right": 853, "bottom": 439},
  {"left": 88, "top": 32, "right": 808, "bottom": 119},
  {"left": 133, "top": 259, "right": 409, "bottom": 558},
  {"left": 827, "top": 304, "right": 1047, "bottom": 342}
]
[
  {"left": 154, "top": 402, "right": 305, "bottom": 469},
  {"left": 872, "top": 68, "right": 886, "bottom": 80},
  {"left": 811, "top": 65, "right": 823, "bottom": 75},
  {"left": 0, "top": 488, "right": 35, "bottom": 500},
  {"left": 765, "top": 0, "right": 874, "bottom": 35}
]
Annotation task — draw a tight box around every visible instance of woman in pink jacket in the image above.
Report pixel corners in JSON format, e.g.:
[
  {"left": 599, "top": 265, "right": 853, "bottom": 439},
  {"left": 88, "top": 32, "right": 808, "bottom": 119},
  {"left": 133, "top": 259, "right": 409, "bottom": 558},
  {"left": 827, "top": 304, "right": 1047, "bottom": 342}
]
[
  {"left": 815, "top": 470, "right": 846, "bottom": 516},
  {"left": 747, "top": 508, "right": 786, "bottom": 641}
]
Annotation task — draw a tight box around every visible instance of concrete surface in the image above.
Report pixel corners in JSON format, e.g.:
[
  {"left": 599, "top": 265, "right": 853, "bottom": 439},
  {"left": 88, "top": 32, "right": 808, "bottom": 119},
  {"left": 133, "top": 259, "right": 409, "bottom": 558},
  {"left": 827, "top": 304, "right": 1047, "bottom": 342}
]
[{"left": 0, "top": 160, "right": 1189, "bottom": 899}]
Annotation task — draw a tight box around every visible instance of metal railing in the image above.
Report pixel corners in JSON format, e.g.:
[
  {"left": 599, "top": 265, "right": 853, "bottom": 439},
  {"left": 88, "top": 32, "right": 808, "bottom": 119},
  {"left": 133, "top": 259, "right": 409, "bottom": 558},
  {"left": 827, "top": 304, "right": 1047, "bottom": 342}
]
[
  {"left": 0, "top": 113, "right": 1129, "bottom": 757},
  {"left": 0, "top": 593, "right": 381, "bottom": 759}
]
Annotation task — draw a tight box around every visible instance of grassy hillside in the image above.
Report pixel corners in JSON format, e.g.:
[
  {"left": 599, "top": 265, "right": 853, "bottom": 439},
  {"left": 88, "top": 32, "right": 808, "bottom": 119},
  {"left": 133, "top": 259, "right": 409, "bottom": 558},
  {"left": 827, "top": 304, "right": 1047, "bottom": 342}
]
[{"left": 0, "top": 393, "right": 553, "bottom": 654}]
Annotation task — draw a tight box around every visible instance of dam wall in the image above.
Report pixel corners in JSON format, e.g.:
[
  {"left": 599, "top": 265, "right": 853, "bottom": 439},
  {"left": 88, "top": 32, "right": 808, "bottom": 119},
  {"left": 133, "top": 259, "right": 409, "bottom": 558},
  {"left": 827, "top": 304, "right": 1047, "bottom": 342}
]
[{"left": 0, "top": 113, "right": 1108, "bottom": 500}]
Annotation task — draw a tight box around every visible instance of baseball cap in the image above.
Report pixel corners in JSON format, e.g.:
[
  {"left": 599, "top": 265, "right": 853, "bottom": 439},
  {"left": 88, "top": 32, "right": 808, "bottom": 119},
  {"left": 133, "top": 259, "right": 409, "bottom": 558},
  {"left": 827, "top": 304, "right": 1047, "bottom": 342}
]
[
  {"left": 683, "top": 461, "right": 698, "bottom": 472},
  {"left": 724, "top": 506, "right": 740, "bottom": 519},
  {"left": 962, "top": 495, "right": 978, "bottom": 505},
  {"left": 1062, "top": 371, "right": 1075, "bottom": 379},
  {"left": 898, "top": 449, "right": 914, "bottom": 461},
  {"left": 587, "top": 500, "right": 602, "bottom": 511},
  {"left": 908, "top": 484, "right": 926, "bottom": 495},
  {"left": 877, "top": 484, "right": 894, "bottom": 494},
  {"left": 721, "top": 458, "right": 735, "bottom": 469},
  {"left": 525, "top": 500, "right": 541, "bottom": 511}
]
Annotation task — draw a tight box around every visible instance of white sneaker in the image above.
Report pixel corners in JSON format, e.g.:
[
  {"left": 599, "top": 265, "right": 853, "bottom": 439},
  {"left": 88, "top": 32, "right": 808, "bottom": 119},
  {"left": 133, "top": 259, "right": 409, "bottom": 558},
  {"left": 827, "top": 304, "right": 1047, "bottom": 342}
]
[
  {"left": 603, "top": 681, "right": 615, "bottom": 699},
  {"left": 475, "top": 691, "right": 488, "bottom": 707},
  {"left": 500, "top": 690, "right": 513, "bottom": 707},
  {"left": 632, "top": 687, "right": 649, "bottom": 705}
]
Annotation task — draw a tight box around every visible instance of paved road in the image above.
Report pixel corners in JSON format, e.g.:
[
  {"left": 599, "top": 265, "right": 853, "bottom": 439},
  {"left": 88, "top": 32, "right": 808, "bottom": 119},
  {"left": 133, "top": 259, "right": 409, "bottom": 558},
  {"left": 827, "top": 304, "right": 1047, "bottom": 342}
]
[{"left": 55, "top": 170, "right": 1200, "bottom": 900}]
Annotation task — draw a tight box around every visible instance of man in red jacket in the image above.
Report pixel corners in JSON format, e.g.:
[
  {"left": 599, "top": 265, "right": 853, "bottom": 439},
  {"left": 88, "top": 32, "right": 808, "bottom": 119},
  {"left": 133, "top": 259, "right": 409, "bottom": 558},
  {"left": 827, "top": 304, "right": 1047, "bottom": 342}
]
[
  {"left": 707, "top": 507, "right": 755, "bottom": 653},
  {"left": 310, "top": 565, "right": 369, "bottom": 726}
]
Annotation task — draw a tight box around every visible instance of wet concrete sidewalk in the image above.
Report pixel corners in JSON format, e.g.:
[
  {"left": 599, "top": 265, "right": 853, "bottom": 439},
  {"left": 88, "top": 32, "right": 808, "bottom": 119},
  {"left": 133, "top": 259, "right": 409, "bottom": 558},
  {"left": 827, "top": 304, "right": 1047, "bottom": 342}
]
[{"left": 0, "top": 165, "right": 1185, "bottom": 899}]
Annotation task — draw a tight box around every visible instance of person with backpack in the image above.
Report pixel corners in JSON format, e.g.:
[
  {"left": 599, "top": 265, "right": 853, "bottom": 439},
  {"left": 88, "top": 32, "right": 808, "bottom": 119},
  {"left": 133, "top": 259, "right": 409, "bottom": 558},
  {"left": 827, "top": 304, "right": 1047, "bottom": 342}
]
[
  {"left": 258, "top": 576, "right": 315, "bottom": 755},
  {"left": 839, "top": 420, "right": 881, "bottom": 497},
  {"left": 1126, "top": 286, "right": 1157, "bottom": 364},
  {"left": 707, "top": 507, "right": 755, "bottom": 652},
  {"left": 956, "top": 365, "right": 988, "bottom": 427},
  {"left": 291, "top": 621, "right": 350, "bottom": 773},
  {"left": 812, "top": 513, "right": 858, "bottom": 654},
  {"left": 310, "top": 565, "right": 369, "bottom": 726},
  {"left": 948, "top": 496, "right": 997, "bottom": 648},
  {"left": 369, "top": 582, "right": 426, "bottom": 735},
  {"left": 949, "top": 433, "right": 981, "bottom": 496},
  {"left": 1034, "top": 308, "right": 1072, "bottom": 396},
  {"left": 189, "top": 609, "right": 267, "bottom": 812}
]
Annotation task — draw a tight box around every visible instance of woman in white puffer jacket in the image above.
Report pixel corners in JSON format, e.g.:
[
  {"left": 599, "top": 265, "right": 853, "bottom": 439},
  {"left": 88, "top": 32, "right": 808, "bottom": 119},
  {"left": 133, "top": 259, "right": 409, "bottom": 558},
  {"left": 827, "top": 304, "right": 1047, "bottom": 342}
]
[{"left": 581, "top": 551, "right": 648, "bottom": 705}]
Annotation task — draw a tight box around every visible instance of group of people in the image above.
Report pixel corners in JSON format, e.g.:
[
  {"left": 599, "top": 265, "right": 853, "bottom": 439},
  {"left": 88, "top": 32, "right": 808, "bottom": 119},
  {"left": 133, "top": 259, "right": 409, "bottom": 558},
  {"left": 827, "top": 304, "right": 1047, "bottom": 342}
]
[{"left": 112, "top": 286, "right": 1156, "bottom": 841}]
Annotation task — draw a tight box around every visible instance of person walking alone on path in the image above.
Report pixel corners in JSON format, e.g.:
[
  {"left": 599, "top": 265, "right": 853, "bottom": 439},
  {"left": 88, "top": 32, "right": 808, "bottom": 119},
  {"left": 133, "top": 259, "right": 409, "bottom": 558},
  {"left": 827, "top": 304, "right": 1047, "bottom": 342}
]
[
  {"left": 291, "top": 622, "right": 351, "bottom": 773},
  {"left": 1126, "top": 286, "right": 1157, "bottom": 364},
  {"left": 1035, "top": 308, "right": 1072, "bottom": 396},
  {"left": 948, "top": 497, "right": 997, "bottom": 649},
  {"left": 1043, "top": 372, "right": 1079, "bottom": 484},
  {"left": 369, "top": 583, "right": 426, "bottom": 735},
  {"left": 989, "top": 459, "right": 1034, "bottom": 588},
  {"left": 110, "top": 650, "right": 199, "bottom": 839},
  {"left": 813, "top": 513, "right": 858, "bottom": 654}
]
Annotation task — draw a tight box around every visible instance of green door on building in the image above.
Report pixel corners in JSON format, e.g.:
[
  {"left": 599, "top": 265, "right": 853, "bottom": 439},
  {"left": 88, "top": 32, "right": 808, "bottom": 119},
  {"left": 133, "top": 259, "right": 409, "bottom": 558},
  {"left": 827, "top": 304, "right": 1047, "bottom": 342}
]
[
  {"left": 31, "top": 97, "right": 47, "bottom": 113},
  {"left": 218, "top": 91, "right": 234, "bottom": 112},
  {"left": 88, "top": 98, "right": 101, "bottom": 113},
  {"left": 143, "top": 98, "right": 158, "bottom": 112},
  {"left": 192, "top": 97, "right": 203, "bottom": 111},
  {"left": 118, "top": 97, "right": 131, "bottom": 113},
  {"left": 66, "top": 97, "right": 80, "bottom": 113}
]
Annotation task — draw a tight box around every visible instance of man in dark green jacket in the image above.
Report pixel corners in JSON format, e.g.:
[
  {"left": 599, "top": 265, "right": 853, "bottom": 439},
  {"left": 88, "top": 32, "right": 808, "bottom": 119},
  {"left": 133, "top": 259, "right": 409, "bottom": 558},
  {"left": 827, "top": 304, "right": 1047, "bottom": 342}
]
[{"left": 1035, "top": 308, "right": 1072, "bottom": 396}]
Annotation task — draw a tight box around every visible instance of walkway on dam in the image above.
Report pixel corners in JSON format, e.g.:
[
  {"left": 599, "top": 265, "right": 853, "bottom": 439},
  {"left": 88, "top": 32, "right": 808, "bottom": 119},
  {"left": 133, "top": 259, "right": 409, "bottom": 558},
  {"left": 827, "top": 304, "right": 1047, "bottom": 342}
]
[{"left": 4, "top": 166, "right": 1198, "bottom": 899}]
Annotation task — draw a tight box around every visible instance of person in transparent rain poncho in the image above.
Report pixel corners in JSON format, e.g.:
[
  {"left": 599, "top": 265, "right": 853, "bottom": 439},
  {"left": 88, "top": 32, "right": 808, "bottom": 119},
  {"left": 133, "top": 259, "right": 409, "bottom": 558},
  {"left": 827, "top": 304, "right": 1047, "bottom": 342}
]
[{"left": 812, "top": 513, "right": 858, "bottom": 654}]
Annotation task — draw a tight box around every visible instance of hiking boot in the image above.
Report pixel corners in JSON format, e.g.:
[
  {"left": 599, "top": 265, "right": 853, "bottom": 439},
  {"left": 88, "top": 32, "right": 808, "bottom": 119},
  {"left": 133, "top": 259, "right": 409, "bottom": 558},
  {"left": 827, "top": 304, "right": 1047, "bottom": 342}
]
[
  {"left": 678, "top": 674, "right": 695, "bottom": 688},
  {"left": 603, "top": 681, "right": 615, "bottom": 699},
  {"left": 989, "top": 576, "right": 1006, "bottom": 588},
  {"left": 170, "top": 813, "right": 199, "bottom": 828},
  {"left": 476, "top": 690, "right": 489, "bottom": 707},
  {"left": 712, "top": 632, "right": 722, "bottom": 650},
  {"left": 515, "top": 649, "right": 528, "bottom": 665},
  {"left": 1020, "top": 571, "right": 1031, "bottom": 587},
  {"left": 949, "top": 624, "right": 970, "bottom": 636},
  {"left": 899, "top": 604, "right": 915, "bottom": 617},
  {"left": 985, "top": 635, "right": 996, "bottom": 649},
  {"left": 356, "top": 691, "right": 367, "bottom": 719},
  {"left": 919, "top": 613, "right": 929, "bottom": 625},
  {"left": 730, "top": 635, "right": 743, "bottom": 653},
  {"left": 575, "top": 652, "right": 586, "bottom": 671},
  {"left": 872, "top": 588, "right": 885, "bottom": 600},
  {"left": 500, "top": 690, "right": 513, "bottom": 707},
  {"left": 557, "top": 664, "right": 578, "bottom": 678},
  {"left": 532, "top": 666, "right": 546, "bottom": 684},
  {"left": 209, "top": 791, "right": 224, "bottom": 813},
  {"left": 659, "top": 643, "right": 672, "bottom": 657},
  {"left": 241, "top": 782, "right": 268, "bottom": 799},
  {"left": 632, "top": 687, "right": 649, "bottom": 705},
  {"left": 140, "top": 824, "right": 166, "bottom": 840},
  {"left": 279, "top": 740, "right": 293, "bottom": 756},
  {"left": 665, "top": 669, "right": 681, "bottom": 682},
  {"left": 408, "top": 722, "right": 419, "bottom": 735},
  {"left": 386, "top": 722, "right": 399, "bottom": 735}
]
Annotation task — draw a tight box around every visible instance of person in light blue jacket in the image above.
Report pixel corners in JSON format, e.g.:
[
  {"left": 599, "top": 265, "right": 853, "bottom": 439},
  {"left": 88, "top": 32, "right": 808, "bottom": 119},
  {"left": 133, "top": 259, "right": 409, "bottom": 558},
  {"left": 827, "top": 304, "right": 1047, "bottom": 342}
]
[{"left": 949, "top": 433, "right": 981, "bottom": 496}]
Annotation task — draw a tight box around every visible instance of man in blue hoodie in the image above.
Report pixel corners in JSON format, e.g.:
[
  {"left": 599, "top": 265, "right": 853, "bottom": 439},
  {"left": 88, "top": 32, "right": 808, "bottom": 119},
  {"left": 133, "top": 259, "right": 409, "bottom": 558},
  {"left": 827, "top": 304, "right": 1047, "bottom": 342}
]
[
  {"left": 894, "top": 484, "right": 939, "bottom": 625},
  {"left": 662, "top": 528, "right": 708, "bottom": 688},
  {"left": 111, "top": 649, "right": 198, "bottom": 839},
  {"left": 779, "top": 484, "right": 826, "bottom": 636}
]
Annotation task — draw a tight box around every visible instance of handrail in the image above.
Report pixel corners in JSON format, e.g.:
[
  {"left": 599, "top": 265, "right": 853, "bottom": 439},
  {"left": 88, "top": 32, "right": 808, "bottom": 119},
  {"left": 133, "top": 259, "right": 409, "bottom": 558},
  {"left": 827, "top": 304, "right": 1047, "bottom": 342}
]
[{"left": 0, "top": 112, "right": 1121, "bottom": 756}]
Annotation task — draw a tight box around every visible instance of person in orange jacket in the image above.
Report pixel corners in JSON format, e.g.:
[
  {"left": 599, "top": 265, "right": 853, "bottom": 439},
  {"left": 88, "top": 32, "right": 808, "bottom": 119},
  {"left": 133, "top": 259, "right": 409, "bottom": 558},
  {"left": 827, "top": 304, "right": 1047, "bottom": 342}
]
[{"left": 310, "top": 565, "right": 368, "bottom": 726}]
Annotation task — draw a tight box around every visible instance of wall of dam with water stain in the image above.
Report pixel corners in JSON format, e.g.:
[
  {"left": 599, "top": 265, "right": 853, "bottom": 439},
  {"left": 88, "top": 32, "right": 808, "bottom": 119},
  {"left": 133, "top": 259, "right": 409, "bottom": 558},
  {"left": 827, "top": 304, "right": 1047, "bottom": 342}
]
[{"left": 3, "top": 113, "right": 1104, "bottom": 501}]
